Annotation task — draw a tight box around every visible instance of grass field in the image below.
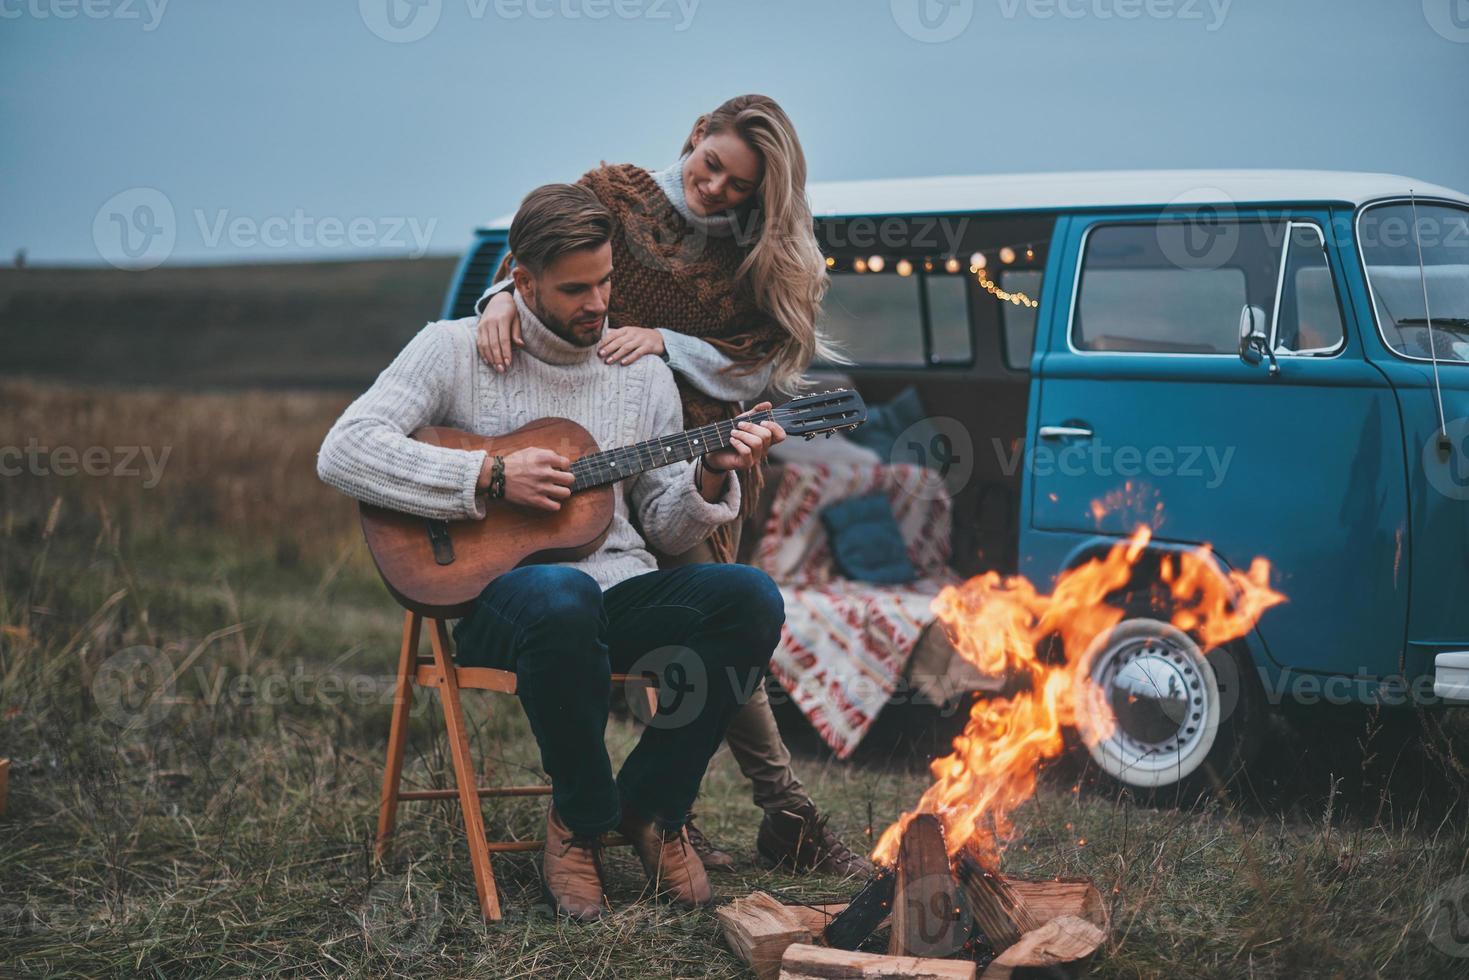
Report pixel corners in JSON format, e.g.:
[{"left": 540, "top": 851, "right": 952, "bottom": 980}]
[{"left": 3, "top": 364, "right": 1469, "bottom": 978}]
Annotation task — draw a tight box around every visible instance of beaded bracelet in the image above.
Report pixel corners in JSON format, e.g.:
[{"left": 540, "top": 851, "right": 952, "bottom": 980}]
[{"left": 488, "top": 455, "right": 506, "bottom": 499}]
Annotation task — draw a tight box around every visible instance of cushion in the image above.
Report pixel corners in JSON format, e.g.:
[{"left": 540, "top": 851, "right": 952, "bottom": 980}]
[{"left": 819, "top": 493, "right": 918, "bottom": 585}]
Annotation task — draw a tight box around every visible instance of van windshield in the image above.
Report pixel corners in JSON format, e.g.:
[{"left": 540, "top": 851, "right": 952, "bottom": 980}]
[{"left": 1359, "top": 202, "right": 1469, "bottom": 362}]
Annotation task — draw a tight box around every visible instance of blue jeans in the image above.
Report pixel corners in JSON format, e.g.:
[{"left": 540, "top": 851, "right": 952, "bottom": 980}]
[{"left": 451, "top": 563, "right": 784, "bottom": 836}]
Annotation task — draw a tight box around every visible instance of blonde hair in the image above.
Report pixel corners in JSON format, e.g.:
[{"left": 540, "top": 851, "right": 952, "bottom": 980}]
[{"left": 683, "top": 94, "right": 840, "bottom": 392}]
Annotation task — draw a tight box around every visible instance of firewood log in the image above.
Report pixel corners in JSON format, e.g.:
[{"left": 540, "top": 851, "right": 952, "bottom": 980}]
[
  {"left": 717, "top": 892, "right": 813, "bottom": 980},
  {"left": 978, "top": 915, "right": 1105, "bottom": 980},
  {"left": 889, "top": 815, "right": 966, "bottom": 958},
  {"left": 954, "top": 849, "right": 1042, "bottom": 952},
  {"left": 823, "top": 868, "right": 896, "bottom": 950},
  {"left": 779, "top": 943, "right": 976, "bottom": 980}
]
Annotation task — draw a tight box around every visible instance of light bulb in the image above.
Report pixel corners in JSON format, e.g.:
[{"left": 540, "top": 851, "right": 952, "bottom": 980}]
[
  {"left": 970, "top": 251, "right": 987, "bottom": 270},
  {"left": 944, "top": 257, "right": 961, "bottom": 274},
  {"left": 867, "top": 255, "right": 885, "bottom": 273},
  {"left": 896, "top": 258, "right": 913, "bottom": 277},
  {"left": 999, "top": 246, "right": 1016, "bottom": 264}
]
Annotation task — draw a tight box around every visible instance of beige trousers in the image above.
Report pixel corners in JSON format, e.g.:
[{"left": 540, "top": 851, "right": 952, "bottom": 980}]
[{"left": 659, "top": 522, "right": 810, "bottom": 814}]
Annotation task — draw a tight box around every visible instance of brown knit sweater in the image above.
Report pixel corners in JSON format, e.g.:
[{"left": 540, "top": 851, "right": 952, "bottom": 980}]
[{"left": 578, "top": 162, "right": 786, "bottom": 562}]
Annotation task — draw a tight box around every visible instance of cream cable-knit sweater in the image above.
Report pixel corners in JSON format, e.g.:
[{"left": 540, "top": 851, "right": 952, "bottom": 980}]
[{"left": 316, "top": 290, "right": 741, "bottom": 591}]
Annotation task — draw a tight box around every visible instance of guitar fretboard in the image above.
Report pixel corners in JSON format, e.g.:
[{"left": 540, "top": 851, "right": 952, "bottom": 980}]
[{"left": 569, "top": 410, "right": 776, "bottom": 492}]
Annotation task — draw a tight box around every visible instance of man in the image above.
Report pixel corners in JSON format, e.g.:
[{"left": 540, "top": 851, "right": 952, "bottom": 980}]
[{"left": 317, "top": 183, "right": 787, "bottom": 921}]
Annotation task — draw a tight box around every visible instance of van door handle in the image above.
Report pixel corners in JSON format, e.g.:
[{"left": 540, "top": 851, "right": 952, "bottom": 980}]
[{"left": 1038, "top": 425, "right": 1093, "bottom": 439}]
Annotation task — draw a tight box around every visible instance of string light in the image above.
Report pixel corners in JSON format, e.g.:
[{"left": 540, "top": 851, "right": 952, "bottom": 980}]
[
  {"left": 826, "top": 240, "right": 1044, "bottom": 279},
  {"left": 975, "top": 266, "right": 1038, "bottom": 308}
]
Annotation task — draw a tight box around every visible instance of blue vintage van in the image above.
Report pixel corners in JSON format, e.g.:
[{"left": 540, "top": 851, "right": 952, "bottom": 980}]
[{"left": 443, "top": 170, "right": 1469, "bottom": 792}]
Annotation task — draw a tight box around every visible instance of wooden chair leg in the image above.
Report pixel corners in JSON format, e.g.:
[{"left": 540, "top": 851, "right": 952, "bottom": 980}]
[
  {"left": 429, "top": 616, "right": 503, "bottom": 922},
  {"left": 376, "top": 610, "right": 420, "bottom": 861}
]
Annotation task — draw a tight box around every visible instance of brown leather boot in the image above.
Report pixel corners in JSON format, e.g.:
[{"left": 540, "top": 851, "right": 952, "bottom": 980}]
[
  {"left": 756, "top": 801, "right": 873, "bottom": 877},
  {"left": 619, "top": 806, "right": 712, "bottom": 907},
  {"left": 685, "top": 816, "right": 736, "bottom": 872},
  {"left": 542, "top": 805, "right": 607, "bottom": 921}
]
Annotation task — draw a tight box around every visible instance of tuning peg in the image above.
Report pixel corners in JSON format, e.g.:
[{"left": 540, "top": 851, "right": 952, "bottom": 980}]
[
  {"left": 824, "top": 431, "right": 833, "bottom": 438},
  {"left": 804, "top": 432, "right": 816, "bottom": 441}
]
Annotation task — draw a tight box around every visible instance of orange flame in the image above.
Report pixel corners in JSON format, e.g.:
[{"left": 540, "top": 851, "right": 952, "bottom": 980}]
[{"left": 872, "top": 525, "right": 1284, "bottom": 866}]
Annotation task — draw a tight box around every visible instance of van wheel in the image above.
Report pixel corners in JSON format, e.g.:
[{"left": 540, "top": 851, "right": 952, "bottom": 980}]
[{"left": 1072, "top": 618, "right": 1264, "bottom": 798}]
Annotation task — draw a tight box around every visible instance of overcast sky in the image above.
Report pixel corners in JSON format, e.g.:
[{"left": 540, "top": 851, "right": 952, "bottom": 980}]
[{"left": 4, "top": 0, "right": 1467, "bottom": 266}]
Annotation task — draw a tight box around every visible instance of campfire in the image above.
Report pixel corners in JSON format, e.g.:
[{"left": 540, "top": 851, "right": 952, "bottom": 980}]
[{"left": 720, "top": 526, "right": 1283, "bottom": 979}]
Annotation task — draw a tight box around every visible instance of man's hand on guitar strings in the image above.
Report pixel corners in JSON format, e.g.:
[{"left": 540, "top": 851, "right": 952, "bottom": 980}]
[{"left": 481, "top": 447, "right": 574, "bottom": 511}]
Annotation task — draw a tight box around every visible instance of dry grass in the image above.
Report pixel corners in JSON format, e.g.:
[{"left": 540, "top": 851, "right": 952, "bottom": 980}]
[{"left": 3, "top": 379, "right": 1469, "bottom": 978}]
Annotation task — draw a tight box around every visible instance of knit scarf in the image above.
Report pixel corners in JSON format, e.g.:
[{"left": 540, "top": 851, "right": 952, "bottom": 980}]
[{"left": 579, "top": 161, "right": 785, "bottom": 563}]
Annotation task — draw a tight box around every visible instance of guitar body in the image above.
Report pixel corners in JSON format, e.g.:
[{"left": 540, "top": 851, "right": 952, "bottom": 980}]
[
  {"left": 359, "top": 418, "right": 614, "bottom": 618},
  {"left": 353, "top": 388, "right": 866, "bottom": 619}
]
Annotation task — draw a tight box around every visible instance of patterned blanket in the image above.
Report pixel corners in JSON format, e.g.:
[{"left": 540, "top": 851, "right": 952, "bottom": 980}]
[{"left": 751, "top": 462, "right": 958, "bottom": 758}]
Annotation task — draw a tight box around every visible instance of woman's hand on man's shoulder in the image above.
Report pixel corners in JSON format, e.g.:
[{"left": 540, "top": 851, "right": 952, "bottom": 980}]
[{"left": 598, "top": 325, "right": 666, "bottom": 366}]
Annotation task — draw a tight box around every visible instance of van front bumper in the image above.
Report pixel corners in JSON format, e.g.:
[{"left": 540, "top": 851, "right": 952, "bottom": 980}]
[{"left": 1433, "top": 652, "right": 1469, "bottom": 703}]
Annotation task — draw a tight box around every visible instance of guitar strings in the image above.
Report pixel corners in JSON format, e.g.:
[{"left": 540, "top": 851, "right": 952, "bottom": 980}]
[{"left": 567, "top": 402, "right": 857, "bottom": 490}]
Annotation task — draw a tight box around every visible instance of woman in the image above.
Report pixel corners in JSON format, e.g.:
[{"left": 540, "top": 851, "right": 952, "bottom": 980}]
[{"left": 473, "top": 94, "right": 868, "bottom": 878}]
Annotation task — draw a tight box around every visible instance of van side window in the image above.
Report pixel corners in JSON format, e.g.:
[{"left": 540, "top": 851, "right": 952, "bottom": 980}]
[
  {"left": 819, "top": 262, "right": 975, "bottom": 366},
  {"left": 821, "top": 270, "right": 925, "bottom": 366},
  {"left": 1073, "top": 221, "right": 1284, "bottom": 354},
  {"left": 1000, "top": 269, "right": 1043, "bottom": 369},
  {"left": 925, "top": 272, "right": 973, "bottom": 364},
  {"left": 1273, "top": 223, "right": 1345, "bottom": 355}
]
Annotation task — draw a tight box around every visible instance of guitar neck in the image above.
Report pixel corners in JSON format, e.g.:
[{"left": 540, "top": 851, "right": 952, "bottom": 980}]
[{"left": 569, "top": 411, "right": 772, "bottom": 492}]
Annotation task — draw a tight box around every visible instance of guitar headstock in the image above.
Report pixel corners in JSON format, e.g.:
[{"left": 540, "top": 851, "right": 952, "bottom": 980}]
[{"left": 773, "top": 388, "right": 868, "bottom": 440}]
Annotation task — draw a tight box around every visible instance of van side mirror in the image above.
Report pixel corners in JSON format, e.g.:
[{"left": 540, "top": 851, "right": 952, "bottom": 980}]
[{"left": 1238, "top": 305, "right": 1278, "bottom": 375}]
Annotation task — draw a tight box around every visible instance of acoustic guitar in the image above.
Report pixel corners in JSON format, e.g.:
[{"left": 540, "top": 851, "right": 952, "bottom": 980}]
[{"left": 359, "top": 388, "right": 867, "bottom": 617}]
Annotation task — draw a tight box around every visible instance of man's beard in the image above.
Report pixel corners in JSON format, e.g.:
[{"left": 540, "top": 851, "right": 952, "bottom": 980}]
[{"left": 529, "top": 295, "right": 602, "bottom": 347}]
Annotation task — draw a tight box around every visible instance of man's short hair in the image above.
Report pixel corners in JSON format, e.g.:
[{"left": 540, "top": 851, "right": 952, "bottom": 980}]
[{"left": 506, "top": 183, "right": 612, "bottom": 275}]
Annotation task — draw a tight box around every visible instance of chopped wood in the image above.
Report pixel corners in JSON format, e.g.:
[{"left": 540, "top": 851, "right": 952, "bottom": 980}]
[
  {"left": 1004, "top": 879, "right": 1110, "bottom": 936},
  {"left": 783, "top": 902, "right": 865, "bottom": 937},
  {"left": 978, "top": 915, "right": 1105, "bottom": 980},
  {"left": 889, "top": 815, "right": 966, "bottom": 959},
  {"left": 823, "top": 867, "right": 896, "bottom": 950},
  {"left": 717, "top": 891, "right": 813, "bottom": 980},
  {"left": 954, "top": 849, "right": 1042, "bottom": 952},
  {"left": 779, "top": 943, "right": 976, "bottom": 980}
]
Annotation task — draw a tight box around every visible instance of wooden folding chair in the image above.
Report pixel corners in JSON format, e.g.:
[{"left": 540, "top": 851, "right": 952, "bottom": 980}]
[{"left": 375, "top": 609, "right": 658, "bottom": 921}]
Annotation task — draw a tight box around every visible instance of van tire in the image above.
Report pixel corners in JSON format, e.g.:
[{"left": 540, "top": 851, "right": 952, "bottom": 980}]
[{"left": 1072, "top": 616, "right": 1265, "bottom": 801}]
